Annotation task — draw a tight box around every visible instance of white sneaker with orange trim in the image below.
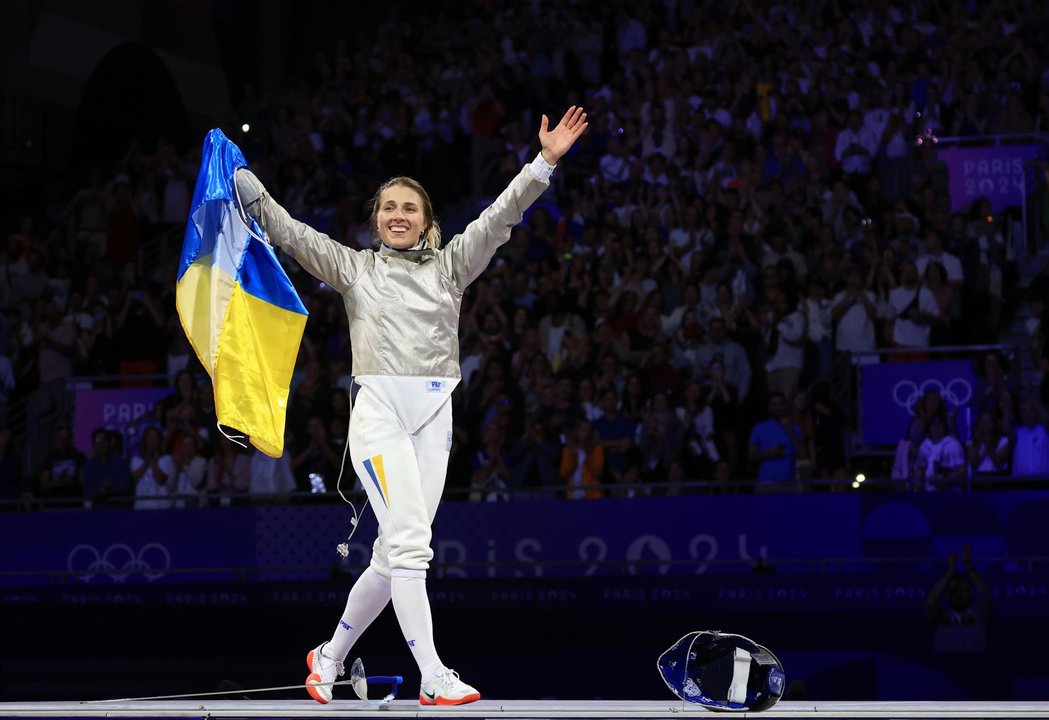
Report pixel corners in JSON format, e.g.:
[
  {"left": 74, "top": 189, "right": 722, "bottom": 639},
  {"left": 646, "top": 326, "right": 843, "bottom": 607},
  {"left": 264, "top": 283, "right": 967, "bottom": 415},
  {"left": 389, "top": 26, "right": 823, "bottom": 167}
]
[
  {"left": 305, "top": 642, "right": 344, "bottom": 704},
  {"left": 419, "top": 667, "right": 481, "bottom": 706}
]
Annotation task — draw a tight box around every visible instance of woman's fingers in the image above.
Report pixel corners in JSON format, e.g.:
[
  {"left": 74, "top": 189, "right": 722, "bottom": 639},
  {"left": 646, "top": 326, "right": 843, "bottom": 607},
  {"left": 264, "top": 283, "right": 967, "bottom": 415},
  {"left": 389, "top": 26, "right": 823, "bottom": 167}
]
[
  {"left": 559, "top": 105, "right": 577, "bottom": 127},
  {"left": 558, "top": 106, "right": 587, "bottom": 130}
]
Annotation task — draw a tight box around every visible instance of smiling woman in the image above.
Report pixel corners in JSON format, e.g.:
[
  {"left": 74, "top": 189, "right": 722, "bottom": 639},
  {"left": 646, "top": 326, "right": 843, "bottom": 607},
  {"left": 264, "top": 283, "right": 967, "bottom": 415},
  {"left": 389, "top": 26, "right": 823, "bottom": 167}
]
[
  {"left": 369, "top": 176, "right": 440, "bottom": 251},
  {"left": 234, "top": 107, "right": 587, "bottom": 707}
]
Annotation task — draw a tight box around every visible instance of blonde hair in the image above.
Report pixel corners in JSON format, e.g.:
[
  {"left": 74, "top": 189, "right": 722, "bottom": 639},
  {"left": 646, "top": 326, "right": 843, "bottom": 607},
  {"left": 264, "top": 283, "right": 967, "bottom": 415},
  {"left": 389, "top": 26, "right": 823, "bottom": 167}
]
[{"left": 369, "top": 176, "right": 442, "bottom": 250}]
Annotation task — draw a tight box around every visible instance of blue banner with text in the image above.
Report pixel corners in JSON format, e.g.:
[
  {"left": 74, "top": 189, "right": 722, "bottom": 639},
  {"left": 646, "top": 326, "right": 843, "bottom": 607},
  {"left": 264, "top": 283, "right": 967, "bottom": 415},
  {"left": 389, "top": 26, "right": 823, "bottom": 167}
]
[{"left": 3, "top": 492, "right": 1044, "bottom": 584}]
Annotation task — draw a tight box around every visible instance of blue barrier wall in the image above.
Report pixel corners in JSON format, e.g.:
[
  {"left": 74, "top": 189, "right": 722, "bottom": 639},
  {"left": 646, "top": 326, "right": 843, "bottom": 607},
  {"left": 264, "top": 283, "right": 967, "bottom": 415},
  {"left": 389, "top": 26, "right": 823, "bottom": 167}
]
[{"left": 4, "top": 492, "right": 1043, "bottom": 583}]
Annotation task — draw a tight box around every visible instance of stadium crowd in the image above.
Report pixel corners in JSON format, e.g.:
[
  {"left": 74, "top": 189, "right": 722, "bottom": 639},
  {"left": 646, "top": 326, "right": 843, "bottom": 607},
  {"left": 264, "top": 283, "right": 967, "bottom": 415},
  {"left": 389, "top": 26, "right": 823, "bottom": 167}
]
[{"left": 3, "top": 0, "right": 1049, "bottom": 507}]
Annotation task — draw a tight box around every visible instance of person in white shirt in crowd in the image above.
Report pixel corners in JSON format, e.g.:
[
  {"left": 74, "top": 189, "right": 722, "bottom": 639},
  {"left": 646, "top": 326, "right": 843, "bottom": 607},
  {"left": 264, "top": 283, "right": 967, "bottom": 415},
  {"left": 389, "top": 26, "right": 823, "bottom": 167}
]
[
  {"left": 667, "top": 205, "right": 714, "bottom": 268},
  {"left": 834, "top": 110, "right": 879, "bottom": 178},
  {"left": 821, "top": 178, "right": 863, "bottom": 241},
  {"left": 914, "top": 413, "right": 967, "bottom": 490},
  {"left": 164, "top": 432, "right": 207, "bottom": 508},
  {"left": 661, "top": 282, "right": 701, "bottom": 337},
  {"left": 916, "top": 228, "right": 963, "bottom": 289},
  {"left": 967, "top": 409, "right": 1011, "bottom": 480},
  {"left": 760, "top": 227, "right": 807, "bottom": 279},
  {"left": 890, "top": 209, "right": 923, "bottom": 257},
  {"left": 641, "top": 104, "right": 676, "bottom": 161},
  {"left": 208, "top": 437, "right": 251, "bottom": 505},
  {"left": 537, "top": 292, "right": 586, "bottom": 364},
  {"left": 862, "top": 88, "right": 891, "bottom": 144},
  {"left": 802, "top": 278, "right": 833, "bottom": 379},
  {"left": 922, "top": 260, "right": 957, "bottom": 345},
  {"left": 762, "top": 286, "right": 806, "bottom": 403},
  {"left": 696, "top": 260, "right": 721, "bottom": 308},
  {"left": 878, "top": 111, "right": 913, "bottom": 202},
  {"left": 598, "top": 136, "right": 634, "bottom": 185},
  {"left": 693, "top": 316, "right": 751, "bottom": 402},
  {"left": 131, "top": 426, "right": 171, "bottom": 510},
  {"left": 249, "top": 444, "right": 299, "bottom": 498},
  {"left": 884, "top": 261, "right": 942, "bottom": 351},
  {"left": 615, "top": 6, "right": 647, "bottom": 59},
  {"left": 1012, "top": 396, "right": 1049, "bottom": 479},
  {"left": 832, "top": 269, "right": 878, "bottom": 358}
]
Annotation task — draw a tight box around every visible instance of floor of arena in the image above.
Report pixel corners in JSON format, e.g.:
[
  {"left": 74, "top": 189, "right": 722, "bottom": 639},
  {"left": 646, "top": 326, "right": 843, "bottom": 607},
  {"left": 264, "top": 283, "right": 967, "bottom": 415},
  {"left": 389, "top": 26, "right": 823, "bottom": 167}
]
[{"left": 2, "top": 700, "right": 1049, "bottom": 718}]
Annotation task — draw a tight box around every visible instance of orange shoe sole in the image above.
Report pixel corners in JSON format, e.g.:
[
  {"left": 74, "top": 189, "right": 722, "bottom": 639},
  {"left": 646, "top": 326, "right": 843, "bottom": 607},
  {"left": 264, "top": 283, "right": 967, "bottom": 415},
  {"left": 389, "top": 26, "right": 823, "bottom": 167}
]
[
  {"left": 306, "top": 672, "right": 330, "bottom": 704},
  {"left": 419, "top": 691, "right": 481, "bottom": 706},
  {"left": 305, "top": 651, "right": 329, "bottom": 705}
]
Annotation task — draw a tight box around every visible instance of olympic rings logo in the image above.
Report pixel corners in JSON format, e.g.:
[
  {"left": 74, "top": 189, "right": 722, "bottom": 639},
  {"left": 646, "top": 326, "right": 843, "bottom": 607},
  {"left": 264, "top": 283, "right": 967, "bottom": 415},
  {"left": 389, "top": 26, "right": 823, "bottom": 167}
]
[
  {"left": 892, "top": 378, "right": 972, "bottom": 416},
  {"left": 67, "top": 543, "right": 171, "bottom": 583}
]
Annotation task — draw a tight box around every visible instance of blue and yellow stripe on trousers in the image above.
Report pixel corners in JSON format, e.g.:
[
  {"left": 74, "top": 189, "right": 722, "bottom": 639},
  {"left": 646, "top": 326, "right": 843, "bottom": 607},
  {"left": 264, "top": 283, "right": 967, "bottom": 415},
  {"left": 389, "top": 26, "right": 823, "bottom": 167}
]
[{"left": 362, "top": 455, "right": 389, "bottom": 507}]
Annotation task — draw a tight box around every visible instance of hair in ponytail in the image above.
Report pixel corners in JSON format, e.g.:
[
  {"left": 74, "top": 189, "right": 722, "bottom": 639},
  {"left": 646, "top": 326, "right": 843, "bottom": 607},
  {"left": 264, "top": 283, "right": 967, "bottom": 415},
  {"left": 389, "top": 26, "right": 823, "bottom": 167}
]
[{"left": 421, "top": 217, "right": 442, "bottom": 250}]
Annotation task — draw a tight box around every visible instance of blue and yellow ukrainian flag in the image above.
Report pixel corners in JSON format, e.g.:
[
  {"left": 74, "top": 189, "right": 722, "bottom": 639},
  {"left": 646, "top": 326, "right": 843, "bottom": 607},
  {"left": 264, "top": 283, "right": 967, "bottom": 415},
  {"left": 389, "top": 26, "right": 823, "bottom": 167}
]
[{"left": 176, "top": 129, "right": 307, "bottom": 458}]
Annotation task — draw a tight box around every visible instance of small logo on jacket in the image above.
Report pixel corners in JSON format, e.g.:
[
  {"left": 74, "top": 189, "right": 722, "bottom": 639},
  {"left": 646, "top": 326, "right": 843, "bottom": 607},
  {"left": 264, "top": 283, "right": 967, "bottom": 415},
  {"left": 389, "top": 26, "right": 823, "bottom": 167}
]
[
  {"left": 339, "top": 620, "right": 353, "bottom": 631},
  {"left": 426, "top": 380, "right": 445, "bottom": 393},
  {"left": 406, "top": 639, "right": 416, "bottom": 647}
]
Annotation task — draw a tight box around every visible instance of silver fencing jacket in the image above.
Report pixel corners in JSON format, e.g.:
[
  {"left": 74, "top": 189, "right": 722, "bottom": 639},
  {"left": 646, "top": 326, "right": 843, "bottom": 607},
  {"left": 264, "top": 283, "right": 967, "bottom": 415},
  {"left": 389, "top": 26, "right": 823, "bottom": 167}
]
[{"left": 239, "top": 163, "right": 550, "bottom": 380}]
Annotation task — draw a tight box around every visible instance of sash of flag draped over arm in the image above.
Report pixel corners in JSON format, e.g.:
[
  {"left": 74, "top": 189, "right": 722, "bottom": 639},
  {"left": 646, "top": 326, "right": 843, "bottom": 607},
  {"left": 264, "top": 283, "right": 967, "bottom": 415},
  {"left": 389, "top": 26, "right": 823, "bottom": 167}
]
[{"left": 175, "top": 129, "right": 308, "bottom": 458}]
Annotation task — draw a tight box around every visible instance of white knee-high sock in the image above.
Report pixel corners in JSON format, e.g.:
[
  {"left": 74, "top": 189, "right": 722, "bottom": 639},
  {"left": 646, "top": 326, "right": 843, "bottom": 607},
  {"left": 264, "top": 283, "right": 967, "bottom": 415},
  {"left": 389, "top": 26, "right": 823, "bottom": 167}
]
[
  {"left": 326, "top": 567, "right": 392, "bottom": 661},
  {"left": 391, "top": 571, "right": 443, "bottom": 679}
]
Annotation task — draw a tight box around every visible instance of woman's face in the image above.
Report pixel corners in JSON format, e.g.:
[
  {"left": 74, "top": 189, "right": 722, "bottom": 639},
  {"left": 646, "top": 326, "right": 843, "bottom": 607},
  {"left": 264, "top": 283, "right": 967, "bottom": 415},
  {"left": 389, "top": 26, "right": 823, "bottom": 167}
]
[{"left": 376, "top": 184, "right": 427, "bottom": 249}]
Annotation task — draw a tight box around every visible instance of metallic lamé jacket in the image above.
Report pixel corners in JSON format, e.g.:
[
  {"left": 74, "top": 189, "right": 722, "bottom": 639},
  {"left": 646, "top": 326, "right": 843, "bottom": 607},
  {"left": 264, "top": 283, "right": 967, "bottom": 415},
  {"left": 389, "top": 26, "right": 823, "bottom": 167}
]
[{"left": 247, "top": 167, "right": 548, "bottom": 379}]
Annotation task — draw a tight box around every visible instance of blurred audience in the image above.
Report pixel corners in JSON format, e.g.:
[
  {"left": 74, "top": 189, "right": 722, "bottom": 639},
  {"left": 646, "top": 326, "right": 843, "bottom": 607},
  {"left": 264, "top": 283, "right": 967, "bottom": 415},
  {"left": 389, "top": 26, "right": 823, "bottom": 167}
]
[{"left": 5, "top": 0, "right": 1049, "bottom": 504}]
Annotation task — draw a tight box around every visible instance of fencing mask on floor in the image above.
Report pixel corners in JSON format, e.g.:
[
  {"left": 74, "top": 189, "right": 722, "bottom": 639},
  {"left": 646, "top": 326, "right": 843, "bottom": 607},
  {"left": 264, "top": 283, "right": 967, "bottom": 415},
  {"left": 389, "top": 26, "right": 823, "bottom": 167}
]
[{"left": 657, "top": 631, "right": 785, "bottom": 711}]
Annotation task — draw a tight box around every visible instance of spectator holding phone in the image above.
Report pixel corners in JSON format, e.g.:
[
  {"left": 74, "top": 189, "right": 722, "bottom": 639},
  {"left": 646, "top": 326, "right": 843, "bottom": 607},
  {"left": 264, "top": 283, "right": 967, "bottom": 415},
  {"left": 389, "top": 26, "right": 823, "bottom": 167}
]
[{"left": 748, "top": 392, "right": 804, "bottom": 492}]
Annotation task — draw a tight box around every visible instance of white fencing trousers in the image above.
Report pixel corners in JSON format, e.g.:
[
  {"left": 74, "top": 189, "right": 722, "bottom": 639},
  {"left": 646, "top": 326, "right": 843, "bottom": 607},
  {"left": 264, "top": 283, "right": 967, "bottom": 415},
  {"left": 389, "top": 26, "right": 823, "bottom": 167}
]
[{"left": 348, "top": 382, "right": 451, "bottom": 577}]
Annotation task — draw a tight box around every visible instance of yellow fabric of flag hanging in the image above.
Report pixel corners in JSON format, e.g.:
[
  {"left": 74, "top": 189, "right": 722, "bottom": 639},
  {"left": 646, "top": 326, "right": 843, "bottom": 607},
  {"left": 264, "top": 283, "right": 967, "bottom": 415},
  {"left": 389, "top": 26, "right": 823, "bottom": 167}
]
[{"left": 175, "top": 129, "right": 307, "bottom": 457}]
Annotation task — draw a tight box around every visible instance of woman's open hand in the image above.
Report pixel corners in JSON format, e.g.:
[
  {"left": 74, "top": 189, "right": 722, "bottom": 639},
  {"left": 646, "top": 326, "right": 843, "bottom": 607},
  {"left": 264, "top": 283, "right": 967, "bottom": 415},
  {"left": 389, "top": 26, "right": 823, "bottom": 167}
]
[{"left": 539, "top": 106, "right": 588, "bottom": 165}]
